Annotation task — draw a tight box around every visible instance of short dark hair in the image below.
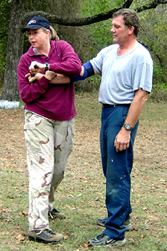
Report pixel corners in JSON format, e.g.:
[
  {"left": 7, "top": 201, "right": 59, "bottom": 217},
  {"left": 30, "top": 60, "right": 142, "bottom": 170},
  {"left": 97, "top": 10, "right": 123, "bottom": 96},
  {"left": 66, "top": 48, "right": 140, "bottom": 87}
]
[{"left": 113, "top": 9, "right": 140, "bottom": 36}]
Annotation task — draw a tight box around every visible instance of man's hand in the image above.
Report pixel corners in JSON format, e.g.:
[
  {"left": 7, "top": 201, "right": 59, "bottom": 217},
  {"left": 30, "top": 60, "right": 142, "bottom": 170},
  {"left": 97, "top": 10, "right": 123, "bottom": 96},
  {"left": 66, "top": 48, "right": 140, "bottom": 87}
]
[{"left": 114, "top": 127, "right": 131, "bottom": 152}]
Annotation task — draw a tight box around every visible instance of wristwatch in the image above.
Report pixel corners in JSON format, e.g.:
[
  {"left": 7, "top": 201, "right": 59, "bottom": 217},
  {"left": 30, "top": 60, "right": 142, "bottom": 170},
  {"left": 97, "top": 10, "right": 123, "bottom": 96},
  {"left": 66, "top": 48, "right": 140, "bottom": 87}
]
[
  {"left": 45, "top": 63, "right": 49, "bottom": 71},
  {"left": 122, "top": 124, "right": 133, "bottom": 131}
]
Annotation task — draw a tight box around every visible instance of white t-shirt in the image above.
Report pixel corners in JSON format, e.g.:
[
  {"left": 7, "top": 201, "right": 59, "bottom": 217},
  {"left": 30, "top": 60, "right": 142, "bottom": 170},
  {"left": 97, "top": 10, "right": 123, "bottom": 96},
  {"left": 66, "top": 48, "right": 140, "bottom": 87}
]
[{"left": 90, "top": 42, "right": 153, "bottom": 105}]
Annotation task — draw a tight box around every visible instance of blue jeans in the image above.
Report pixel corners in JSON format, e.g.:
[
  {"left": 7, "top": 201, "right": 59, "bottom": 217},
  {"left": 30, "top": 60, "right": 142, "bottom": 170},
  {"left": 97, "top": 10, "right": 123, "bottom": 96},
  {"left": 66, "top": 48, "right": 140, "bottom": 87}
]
[{"left": 100, "top": 105, "right": 138, "bottom": 240}]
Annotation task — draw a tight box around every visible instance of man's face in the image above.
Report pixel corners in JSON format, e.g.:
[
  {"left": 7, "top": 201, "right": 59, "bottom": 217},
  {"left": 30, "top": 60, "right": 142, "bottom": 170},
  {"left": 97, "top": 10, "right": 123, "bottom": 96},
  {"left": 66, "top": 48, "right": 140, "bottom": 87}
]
[{"left": 111, "top": 15, "right": 130, "bottom": 44}]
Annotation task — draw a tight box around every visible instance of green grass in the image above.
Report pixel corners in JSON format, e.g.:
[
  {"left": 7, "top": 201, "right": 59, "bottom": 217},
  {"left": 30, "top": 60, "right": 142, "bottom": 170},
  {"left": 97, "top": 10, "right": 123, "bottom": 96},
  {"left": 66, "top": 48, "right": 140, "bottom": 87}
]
[{"left": 0, "top": 92, "right": 167, "bottom": 250}]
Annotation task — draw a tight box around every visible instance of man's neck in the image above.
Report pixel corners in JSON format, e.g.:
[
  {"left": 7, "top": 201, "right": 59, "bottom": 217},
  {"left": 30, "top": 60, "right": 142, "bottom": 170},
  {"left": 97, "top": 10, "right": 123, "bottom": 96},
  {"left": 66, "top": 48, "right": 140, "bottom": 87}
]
[{"left": 117, "top": 38, "right": 137, "bottom": 56}]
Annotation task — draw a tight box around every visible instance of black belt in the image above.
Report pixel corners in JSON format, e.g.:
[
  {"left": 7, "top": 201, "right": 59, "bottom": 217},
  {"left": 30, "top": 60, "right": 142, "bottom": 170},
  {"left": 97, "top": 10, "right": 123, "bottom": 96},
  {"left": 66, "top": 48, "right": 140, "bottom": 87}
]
[{"left": 102, "top": 104, "right": 130, "bottom": 108}]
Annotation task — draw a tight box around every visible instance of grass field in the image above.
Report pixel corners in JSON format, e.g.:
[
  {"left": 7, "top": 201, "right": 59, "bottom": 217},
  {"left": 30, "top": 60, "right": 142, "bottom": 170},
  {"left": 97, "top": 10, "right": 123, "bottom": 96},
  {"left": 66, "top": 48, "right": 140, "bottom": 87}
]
[{"left": 0, "top": 92, "right": 167, "bottom": 251}]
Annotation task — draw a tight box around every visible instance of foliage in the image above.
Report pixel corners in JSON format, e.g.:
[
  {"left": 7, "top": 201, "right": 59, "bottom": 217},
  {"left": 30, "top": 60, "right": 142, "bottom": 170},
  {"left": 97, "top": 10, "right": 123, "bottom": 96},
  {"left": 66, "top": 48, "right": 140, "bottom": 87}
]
[
  {"left": 82, "top": 0, "right": 119, "bottom": 16},
  {"left": 137, "top": 5, "right": 167, "bottom": 88},
  {"left": 75, "top": 75, "right": 101, "bottom": 92},
  {"left": 150, "top": 81, "right": 167, "bottom": 102},
  {"left": 153, "top": 62, "right": 166, "bottom": 85},
  {"left": 81, "top": 0, "right": 124, "bottom": 57}
]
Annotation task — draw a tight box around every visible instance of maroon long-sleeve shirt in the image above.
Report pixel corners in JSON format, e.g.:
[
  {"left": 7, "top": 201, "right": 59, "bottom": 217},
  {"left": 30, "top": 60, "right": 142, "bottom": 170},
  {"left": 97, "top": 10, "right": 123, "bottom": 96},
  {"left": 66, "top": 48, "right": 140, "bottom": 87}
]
[{"left": 17, "top": 40, "right": 81, "bottom": 121}]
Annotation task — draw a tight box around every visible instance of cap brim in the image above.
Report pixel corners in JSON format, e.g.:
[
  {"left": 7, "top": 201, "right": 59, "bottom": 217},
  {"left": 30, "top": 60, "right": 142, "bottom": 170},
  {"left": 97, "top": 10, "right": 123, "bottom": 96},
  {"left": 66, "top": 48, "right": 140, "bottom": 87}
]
[{"left": 22, "top": 25, "right": 42, "bottom": 33}]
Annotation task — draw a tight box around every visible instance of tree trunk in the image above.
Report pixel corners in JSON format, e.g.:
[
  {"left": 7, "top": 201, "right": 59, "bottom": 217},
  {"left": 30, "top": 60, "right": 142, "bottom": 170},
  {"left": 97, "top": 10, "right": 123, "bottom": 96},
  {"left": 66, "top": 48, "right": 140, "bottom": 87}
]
[
  {"left": 1, "top": 0, "right": 25, "bottom": 100},
  {"left": 45, "top": 0, "right": 90, "bottom": 63}
]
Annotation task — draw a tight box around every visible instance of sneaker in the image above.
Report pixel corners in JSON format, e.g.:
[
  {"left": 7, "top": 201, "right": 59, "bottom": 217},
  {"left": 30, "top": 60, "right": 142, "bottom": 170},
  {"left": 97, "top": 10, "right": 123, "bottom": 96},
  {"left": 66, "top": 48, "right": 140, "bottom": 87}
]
[
  {"left": 28, "top": 228, "right": 64, "bottom": 243},
  {"left": 97, "top": 216, "right": 108, "bottom": 227},
  {"left": 123, "top": 217, "right": 133, "bottom": 231},
  {"left": 97, "top": 216, "right": 132, "bottom": 231},
  {"left": 48, "top": 208, "right": 66, "bottom": 220},
  {"left": 88, "top": 233, "right": 126, "bottom": 247}
]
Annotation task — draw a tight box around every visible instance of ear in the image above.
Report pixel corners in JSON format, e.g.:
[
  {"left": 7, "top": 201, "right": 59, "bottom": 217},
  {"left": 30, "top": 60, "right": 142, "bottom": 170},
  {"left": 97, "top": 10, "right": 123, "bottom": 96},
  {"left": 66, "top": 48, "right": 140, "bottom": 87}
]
[
  {"left": 128, "top": 26, "right": 135, "bottom": 35},
  {"left": 45, "top": 29, "right": 50, "bottom": 37}
]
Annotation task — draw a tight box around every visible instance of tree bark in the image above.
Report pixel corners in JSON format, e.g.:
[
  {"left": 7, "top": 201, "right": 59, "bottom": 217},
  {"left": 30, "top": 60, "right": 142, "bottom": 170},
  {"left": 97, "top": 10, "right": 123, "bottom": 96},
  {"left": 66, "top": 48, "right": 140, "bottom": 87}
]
[{"left": 1, "top": 0, "right": 25, "bottom": 100}]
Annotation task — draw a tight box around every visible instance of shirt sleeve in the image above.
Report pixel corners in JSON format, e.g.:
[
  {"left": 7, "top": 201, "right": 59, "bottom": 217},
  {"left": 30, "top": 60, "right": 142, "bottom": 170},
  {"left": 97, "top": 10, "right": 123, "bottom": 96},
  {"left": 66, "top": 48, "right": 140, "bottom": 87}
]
[
  {"left": 132, "top": 60, "right": 153, "bottom": 93},
  {"left": 90, "top": 45, "right": 118, "bottom": 76},
  {"left": 90, "top": 50, "right": 104, "bottom": 76},
  {"left": 49, "top": 41, "right": 82, "bottom": 76}
]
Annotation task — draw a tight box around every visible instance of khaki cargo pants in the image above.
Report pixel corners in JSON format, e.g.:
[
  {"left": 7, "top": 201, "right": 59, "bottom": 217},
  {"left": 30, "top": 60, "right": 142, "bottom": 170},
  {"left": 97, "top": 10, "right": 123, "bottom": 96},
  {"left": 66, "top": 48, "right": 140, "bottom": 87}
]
[{"left": 24, "top": 110, "right": 74, "bottom": 231}]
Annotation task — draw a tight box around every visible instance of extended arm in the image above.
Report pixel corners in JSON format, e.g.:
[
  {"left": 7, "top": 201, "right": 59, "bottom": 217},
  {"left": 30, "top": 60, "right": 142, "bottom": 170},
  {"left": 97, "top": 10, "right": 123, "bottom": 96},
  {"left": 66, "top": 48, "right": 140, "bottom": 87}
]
[
  {"left": 70, "top": 61, "right": 96, "bottom": 83},
  {"left": 49, "top": 61, "right": 97, "bottom": 85}
]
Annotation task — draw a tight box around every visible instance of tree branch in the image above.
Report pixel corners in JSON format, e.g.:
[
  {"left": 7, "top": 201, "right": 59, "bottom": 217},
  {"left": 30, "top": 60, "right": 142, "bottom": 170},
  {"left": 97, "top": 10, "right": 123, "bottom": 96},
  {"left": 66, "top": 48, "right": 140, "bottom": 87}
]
[
  {"left": 21, "top": 0, "right": 133, "bottom": 26},
  {"left": 135, "top": 0, "right": 167, "bottom": 12},
  {"left": 21, "top": 0, "right": 167, "bottom": 27}
]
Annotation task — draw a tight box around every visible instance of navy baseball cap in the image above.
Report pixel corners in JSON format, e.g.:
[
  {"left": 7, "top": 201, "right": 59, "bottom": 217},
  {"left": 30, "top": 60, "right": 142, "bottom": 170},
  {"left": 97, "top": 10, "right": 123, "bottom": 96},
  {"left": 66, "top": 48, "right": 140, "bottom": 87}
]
[{"left": 22, "top": 16, "right": 50, "bottom": 33}]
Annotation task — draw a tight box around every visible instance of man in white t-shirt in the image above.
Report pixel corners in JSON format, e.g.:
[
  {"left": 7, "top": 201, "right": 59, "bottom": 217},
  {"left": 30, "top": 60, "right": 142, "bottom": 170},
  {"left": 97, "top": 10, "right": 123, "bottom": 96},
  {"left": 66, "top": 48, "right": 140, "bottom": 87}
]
[{"left": 51, "top": 8, "right": 153, "bottom": 248}]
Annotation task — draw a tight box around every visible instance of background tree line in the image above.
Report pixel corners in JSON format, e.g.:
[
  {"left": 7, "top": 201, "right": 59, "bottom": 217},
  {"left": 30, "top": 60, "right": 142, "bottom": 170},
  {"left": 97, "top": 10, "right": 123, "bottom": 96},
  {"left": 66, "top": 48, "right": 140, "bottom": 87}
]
[{"left": 0, "top": 0, "right": 167, "bottom": 101}]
